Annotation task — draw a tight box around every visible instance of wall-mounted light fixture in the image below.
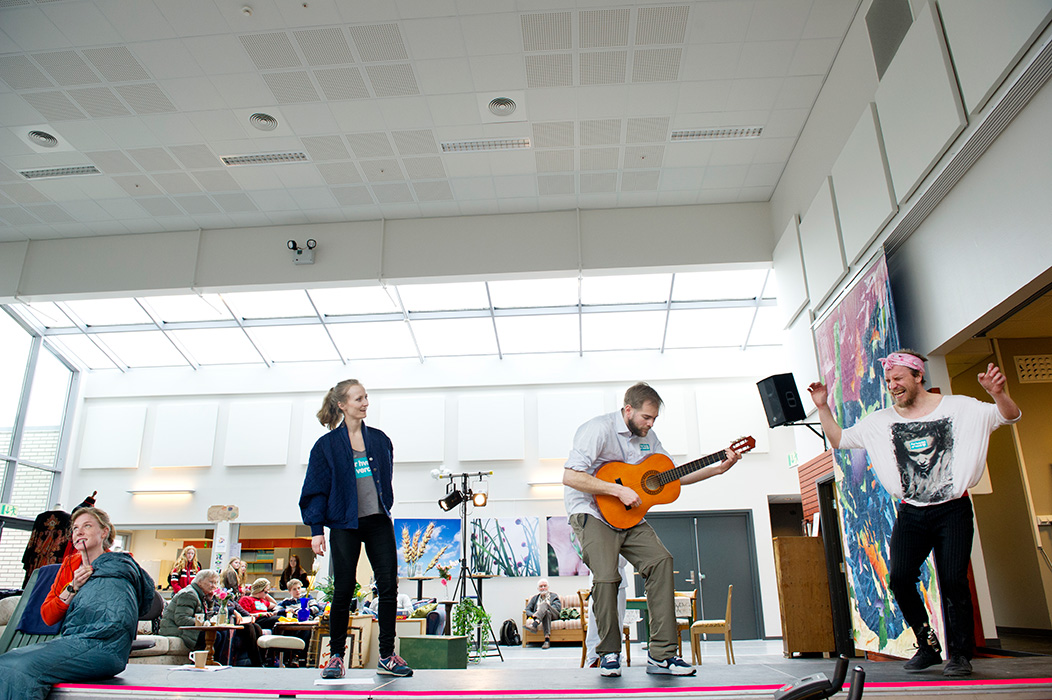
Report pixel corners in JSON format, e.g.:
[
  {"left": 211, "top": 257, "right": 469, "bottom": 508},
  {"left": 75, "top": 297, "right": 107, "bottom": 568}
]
[
  {"left": 287, "top": 238, "right": 317, "bottom": 265},
  {"left": 126, "top": 488, "right": 195, "bottom": 494}
]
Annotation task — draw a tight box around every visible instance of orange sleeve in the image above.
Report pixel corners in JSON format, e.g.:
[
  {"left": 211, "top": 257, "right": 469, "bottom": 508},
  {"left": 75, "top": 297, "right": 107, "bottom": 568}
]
[{"left": 41, "top": 554, "right": 77, "bottom": 627}]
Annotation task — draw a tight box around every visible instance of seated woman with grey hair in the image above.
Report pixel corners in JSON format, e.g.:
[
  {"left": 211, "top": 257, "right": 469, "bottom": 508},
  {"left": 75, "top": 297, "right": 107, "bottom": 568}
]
[{"left": 159, "top": 569, "right": 264, "bottom": 667}]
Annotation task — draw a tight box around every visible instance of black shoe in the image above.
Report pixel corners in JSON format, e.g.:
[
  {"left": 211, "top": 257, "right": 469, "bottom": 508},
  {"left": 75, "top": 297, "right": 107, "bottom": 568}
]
[
  {"left": 903, "top": 644, "right": 942, "bottom": 671},
  {"left": 943, "top": 656, "right": 972, "bottom": 676}
]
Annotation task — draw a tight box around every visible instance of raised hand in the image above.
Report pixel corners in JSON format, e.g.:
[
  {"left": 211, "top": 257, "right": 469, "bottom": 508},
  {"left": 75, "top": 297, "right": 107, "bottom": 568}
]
[
  {"left": 807, "top": 381, "right": 829, "bottom": 408},
  {"left": 71, "top": 552, "right": 93, "bottom": 591},
  {"left": 977, "top": 363, "right": 1007, "bottom": 396}
]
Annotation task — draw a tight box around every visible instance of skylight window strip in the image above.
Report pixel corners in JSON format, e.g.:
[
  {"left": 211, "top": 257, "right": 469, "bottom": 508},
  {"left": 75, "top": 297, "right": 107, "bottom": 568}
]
[{"left": 305, "top": 290, "right": 346, "bottom": 367}]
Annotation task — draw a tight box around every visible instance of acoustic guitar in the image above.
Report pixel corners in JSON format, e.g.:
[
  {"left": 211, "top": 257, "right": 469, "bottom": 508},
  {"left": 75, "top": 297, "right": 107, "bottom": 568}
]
[{"left": 593, "top": 436, "right": 756, "bottom": 530}]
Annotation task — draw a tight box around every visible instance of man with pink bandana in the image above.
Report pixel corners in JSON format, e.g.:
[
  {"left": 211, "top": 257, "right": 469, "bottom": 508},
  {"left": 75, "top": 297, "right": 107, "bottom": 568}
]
[{"left": 808, "top": 350, "right": 1020, "bottom": 678}]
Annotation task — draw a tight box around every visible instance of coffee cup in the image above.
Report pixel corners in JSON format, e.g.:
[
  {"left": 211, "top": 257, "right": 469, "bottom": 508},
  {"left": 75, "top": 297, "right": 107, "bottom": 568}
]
[
  {"left": 189, "top": 650, "right": 208, "bottom": 669},
  {"left": 194, "top": 613, "right": 205, "bottom": 625}
]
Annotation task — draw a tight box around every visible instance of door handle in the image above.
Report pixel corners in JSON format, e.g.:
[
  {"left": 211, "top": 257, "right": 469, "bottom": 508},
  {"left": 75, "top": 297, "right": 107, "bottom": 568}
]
[{"left": 684, "top": 571, "right": 695, "bottom": 585}]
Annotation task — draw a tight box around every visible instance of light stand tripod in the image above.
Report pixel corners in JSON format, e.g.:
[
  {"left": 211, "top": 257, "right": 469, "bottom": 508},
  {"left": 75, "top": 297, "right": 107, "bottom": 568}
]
[{"left": 437, "top": 470, "right": 502, "bottom": 661}]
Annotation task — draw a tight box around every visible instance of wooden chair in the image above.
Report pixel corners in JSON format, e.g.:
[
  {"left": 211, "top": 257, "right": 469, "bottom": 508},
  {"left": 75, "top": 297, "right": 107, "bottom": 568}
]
[
  {"left": 577, "top": 589, "right": 631, "bottom": 667},
  {"left": 689, "top": 585, "right": 733, "bottom": 665},
  {"left": 673, "top": 590, "right": 696, "bottom": 658}
]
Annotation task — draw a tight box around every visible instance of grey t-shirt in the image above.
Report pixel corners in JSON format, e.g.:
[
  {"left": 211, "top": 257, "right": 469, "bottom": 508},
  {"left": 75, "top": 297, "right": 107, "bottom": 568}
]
[{"left": 353, "top": 448, "right": 381, "bottom": 518}]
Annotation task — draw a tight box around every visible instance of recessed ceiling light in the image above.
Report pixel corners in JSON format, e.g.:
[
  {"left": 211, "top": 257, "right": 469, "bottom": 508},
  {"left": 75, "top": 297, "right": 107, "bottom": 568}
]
[
  {"left": 488, "top": 97, "right": 517, "bottom": 117},
  {"left": 441, "top": 138, "right": 531, "bottom": 153},
  {"left": 671, "top": 127, "right": 764, "bottom": 141},
  {"left": 20, "top": 165, "right": 100, "bottom": 180},
  {"left": 28, "top": 130, "right": 58, "bottom": 148},
  {"left": 249, "top": 112, "right": 278, "bottom": 131},
  {"left": 221, "top": 151, "right": 309, "bottom": 165}
]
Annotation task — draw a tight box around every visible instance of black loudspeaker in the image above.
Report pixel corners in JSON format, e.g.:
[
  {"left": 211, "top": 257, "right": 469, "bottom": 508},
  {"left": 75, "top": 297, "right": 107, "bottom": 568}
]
[{"left": 757, "top": 373, "right": 807, "bottom": 428}]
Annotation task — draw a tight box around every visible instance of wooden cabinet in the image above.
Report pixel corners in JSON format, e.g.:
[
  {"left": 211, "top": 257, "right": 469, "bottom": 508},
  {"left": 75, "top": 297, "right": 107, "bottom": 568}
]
[{"left": 773, "top": 536, "right": 836, "bottom": 657}]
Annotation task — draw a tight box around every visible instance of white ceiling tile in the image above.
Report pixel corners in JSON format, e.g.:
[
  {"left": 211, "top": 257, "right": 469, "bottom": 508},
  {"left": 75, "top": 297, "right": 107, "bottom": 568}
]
[
  {"left": 161, "top": 77, "right": 227, "bottom": 111},
  {"left": 329, "top": 100, "right": 388, "bottom": 132},
  {"left": 219, "top": 72, "right": 288, "bottom": 108},
  {"left": 415, "top": 58, "right": 475, "bottom": 95},
  {"left": 763, "top": 108, "right": 809, "bottom": 138},
  {"left": 736, "top": 41, "right": 795, "bottom": 78},
  {"left": 403, "top": 17, "right": 467, "bottom": 60},
  {"left": 96, "top": 116, "right": 161, "bottom": 148},
  {"left": 157, "top": 0, "right": 231, "bottom": 37},
  {"left": 377, "top": 96, "right": 435, "bottom": 130},
  {"left": 139, "top": 114, "right": 205, "bottom": 144},
  {"left": 688, "top": 1, "right": 754, "bottom": 44},
  {"left": 0, "top": 6, "right": 73, "bottom": 52},
  {"left": 574, "top": 85, "right": 628, "bottom": 119},
  {"left": 41, "top": 2, "right": 123, "bottom": 47},
  {"left": 460, "top": 13, "right": 522, "bottom": 55},
  {"left": 788, "top": 37, "right": 840, "bottom": 76},
  {"left": 745, "top": 0, "right": 813, "bottom": 42},
  {"left": 288, "top": 187, "right": 339, "bottom": 210},
  {"left": 744, "top": 162, "right": 783, "bottom": 187},
  {"left": 128, "top": 39, "right": 204, "bottom": 80},
  {"left": 397, "top": 0, "right": 459, "bottom": 20},
  {"left": 180, "top": 36, "right": 257, "bottom": 75},
  {"left": 802, "top": 0, "right": 858, "bottom": 40},
  {"left": 625, "top": 83, "right": 679, "bottom": 116},
  {"left": 280, "top": 103, "right": 340, "bottom": 134},
  {"left": 456, "top": 0, "right": 516, "bottom": 14},
  {"left": 659, "top": 167, "right": 706, "bottom": 191},
  {"left": 726, "top": 77, "right": 781, "bottom": 111},
  {"left": 469, "top": 53, "right": 527, "bottom": 92},
  {"left": 275, "top": 163, "right": 327, "bottom": 188},
  {"left": 95, "top": 0, "right": 177, "bottom": 43},
  {"left": 425, "top": 93, "right": 481, "bottom": 126},
  {"left": 663, "top": 141, "right": 713, "bottom": 168},
  {"left": 752, "top": 136, "right": 796, "bottom": 163},
  {"left": 681, "top": 43, "right": 741, "bottom": 81},
  {"left": 709, "top": 139, "right": 758, "bottom": 166},
  {"left": 450, "top": 176, "right": 497, "bottom": 200},
  {"left": 702, "top": 164, "right": 748, "bottom": 189},
  {"left": 525, "top": 87, "right": 577, "bottom": 120},
  {"left": 774, "top": 75, "right": 823, "bottom": 110}
]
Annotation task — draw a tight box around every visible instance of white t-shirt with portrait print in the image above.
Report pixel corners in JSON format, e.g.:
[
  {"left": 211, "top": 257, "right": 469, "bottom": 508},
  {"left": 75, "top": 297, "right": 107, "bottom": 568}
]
[{"left": 839, "top": 394, "right": 1019, "bottom": 507}]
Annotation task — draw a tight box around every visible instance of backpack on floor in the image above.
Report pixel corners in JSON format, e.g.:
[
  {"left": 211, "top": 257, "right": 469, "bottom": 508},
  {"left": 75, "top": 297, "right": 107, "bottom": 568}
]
[{"left": 499, "top": 618, "right": 521, "bottom": 646}]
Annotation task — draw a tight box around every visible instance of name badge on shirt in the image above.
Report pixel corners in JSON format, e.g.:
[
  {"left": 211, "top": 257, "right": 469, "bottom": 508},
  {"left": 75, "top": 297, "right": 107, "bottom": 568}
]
[
  {"left": 354, "top": 455, "right": 372, "bottom": 479},
  {"left": 908, "top": 439, "right": 930, "bottom": 450},
  {"left": 640, "top": 443, "right": 651, "bottom": 452}
]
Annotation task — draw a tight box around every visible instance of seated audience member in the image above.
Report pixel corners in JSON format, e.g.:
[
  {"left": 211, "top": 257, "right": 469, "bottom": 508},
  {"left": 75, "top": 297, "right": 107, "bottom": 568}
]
[
  {"left": 221, "top": 558, "right": 245, "bottom": 594},
  {"left": 240, "top": 577, "right": 281, "bottom": 630},
  {"left": 0, "top": 507, "right": 155, "bottom": 700},
  {"left": 274, "top": 579, "right": 321, "bottom": 618},
  {"left": 160, "top": 569, "right": 264, "bottom": 667},
  {"left": 279, "top": 554, "right": 309, "bottom": 590},
  {"left": 524, "top": 579, "right": 562, "bottom": 649},
  {"left": 169, "top": 545, "right": 201, "bottom": 592}
]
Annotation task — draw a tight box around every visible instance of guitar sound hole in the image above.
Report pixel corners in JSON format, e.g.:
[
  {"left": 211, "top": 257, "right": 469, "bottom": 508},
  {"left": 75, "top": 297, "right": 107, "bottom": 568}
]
[{"left": 641, "top": 471, "right": 662, "bottom": 495}]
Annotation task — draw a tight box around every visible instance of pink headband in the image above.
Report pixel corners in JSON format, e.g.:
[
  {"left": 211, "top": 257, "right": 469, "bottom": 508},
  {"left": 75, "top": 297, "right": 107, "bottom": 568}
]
[{"left": 879, "top": 352, "right": 925, "bottom": 373}]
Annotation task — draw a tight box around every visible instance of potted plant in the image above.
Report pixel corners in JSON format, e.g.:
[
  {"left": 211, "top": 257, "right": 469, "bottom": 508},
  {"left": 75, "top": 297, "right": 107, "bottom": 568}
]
[{"left": 451, "top": 598, "right": 492, "bottom": 662}]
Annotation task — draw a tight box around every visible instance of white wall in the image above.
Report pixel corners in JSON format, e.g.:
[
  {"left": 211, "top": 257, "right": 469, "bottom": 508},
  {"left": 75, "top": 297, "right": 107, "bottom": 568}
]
[{"left": 62, "top": 345, "right": 800, "bottom": 638}]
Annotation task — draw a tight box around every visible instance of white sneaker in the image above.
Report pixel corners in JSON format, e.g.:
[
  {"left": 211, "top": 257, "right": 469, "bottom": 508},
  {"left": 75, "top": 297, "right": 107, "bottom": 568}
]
[
  {"left": 646, "top": 654, "right": 696, "bottom": 676},
  {"left": 599, "top": 652, "right": 621, "bottom": 677}
]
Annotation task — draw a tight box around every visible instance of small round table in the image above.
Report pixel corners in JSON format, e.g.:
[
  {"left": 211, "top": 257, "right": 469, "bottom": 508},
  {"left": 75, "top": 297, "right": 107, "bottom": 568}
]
[{"left": 179, "top": 624, "right": 243, "bottom": 666}]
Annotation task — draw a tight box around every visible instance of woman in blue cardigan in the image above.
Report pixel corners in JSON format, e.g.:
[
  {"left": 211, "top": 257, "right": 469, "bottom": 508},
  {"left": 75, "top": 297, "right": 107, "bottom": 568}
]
[{"left": 300, "top": 379, "right": 412, "bottom": 679}]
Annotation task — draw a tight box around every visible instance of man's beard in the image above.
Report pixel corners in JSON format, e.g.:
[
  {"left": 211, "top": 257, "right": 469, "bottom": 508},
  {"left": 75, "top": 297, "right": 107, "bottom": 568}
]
[{"left": 627, "top": 417, "right": 649, "bottom": 437}]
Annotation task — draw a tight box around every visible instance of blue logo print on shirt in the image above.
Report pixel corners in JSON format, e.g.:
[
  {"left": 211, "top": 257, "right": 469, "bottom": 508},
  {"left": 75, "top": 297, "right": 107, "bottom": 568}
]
[
  {"left": 640, "top": 443, "right": 651, "bottom": 452},
  {"left": 907, "top": 439, "right": 930, "bottom": 450},
  {"left": 354, "top": 455, "right": 372, "bottom": 479}
]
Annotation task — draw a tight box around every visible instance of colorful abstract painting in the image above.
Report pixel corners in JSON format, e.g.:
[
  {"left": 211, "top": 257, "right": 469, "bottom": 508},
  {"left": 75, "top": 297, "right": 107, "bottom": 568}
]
[
  {"left": 547, "top": 516, "right": 590, "bottom": 576},
  {"left": 394, "top": 518, "right": 461, "bottom": 579},
  {"left": 471, "top": 517, "right": 541, "bottom": 577},
  {"left": 814, "top": 253, "right": 945, "bottom": 657}
]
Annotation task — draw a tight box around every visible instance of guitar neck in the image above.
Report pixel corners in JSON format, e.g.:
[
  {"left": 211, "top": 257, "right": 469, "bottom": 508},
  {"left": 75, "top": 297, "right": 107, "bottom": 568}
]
[{"left": 657, "top": 450, "right": 727, "bottom": 485}]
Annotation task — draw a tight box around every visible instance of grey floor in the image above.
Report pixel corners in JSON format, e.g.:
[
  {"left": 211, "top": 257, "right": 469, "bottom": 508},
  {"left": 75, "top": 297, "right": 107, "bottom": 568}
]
[{"left": 49, "top": 639, "right": 1052, "bottom": 699}]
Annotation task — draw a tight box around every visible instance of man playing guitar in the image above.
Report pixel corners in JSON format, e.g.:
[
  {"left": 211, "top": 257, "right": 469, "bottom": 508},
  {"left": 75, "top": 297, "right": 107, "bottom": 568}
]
[{"left": 562, "top": 382, "right": 741, "bottom": 678}]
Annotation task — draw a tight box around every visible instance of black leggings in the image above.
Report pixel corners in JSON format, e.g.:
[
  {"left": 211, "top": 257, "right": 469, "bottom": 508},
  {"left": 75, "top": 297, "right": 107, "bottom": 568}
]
[
  {"left": 889, "top": 496, "right": 975, "bottom": 658},
  {"left": 329, "top": 514, "right": 399, "bottom": 659}
]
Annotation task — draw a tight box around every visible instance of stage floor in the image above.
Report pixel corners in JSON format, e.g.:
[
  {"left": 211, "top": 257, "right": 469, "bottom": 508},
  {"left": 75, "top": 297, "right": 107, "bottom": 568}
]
[{"left": 51, "top": 655, "right": 1052, "bottom": 700}]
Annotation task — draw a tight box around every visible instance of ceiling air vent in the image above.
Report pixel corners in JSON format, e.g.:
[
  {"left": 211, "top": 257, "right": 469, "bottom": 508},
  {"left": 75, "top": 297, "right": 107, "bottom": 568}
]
[
  {"left": 488, "top": 97, "right": 517, "bottom": 117},
  {"left": 441, "top": 138, "right": 531, "bottom": 153},
  {"left": 28, "top": 130, "right": 59, "bottom": 148},
  {"left": 20, "top": 165, "right": 101, "bottom": 180},
  {"left": 671, "top": 126, "right": 764, "bottom": 141},
  {"left": 221, "top": 151, "right": 309, "bottom": 166},
  {"left": 249, "top": 112, "right": 278, "bottom": 131},
  {"left": 1015, "top": 354, "right": 1052, "bottom": 383}
]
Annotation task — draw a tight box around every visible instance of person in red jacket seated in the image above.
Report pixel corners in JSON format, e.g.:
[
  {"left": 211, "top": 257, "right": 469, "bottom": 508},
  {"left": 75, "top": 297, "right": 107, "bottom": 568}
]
[
  {"left": 41, "top": 507, "right": 115, "bottom": 626},
  {"left": 168, "top": 545, "right": 200, "bottom": 593},
  {"left": 239, "top": 578, "right": 280, "bottom": 629}
]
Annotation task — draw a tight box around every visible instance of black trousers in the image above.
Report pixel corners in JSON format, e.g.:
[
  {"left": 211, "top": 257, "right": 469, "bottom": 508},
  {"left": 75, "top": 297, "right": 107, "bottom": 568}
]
[
  {"left": 329, "top": 514, "right": 399, "bottom": 659},
  {"left": 888, "top": 496, "right": 975, "bottom": 658}
]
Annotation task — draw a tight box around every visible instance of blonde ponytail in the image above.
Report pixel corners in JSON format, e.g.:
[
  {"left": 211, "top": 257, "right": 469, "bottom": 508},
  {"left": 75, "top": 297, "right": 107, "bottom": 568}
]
[{"left": 317, "top": 379, "right": 361, "bottom": 430}]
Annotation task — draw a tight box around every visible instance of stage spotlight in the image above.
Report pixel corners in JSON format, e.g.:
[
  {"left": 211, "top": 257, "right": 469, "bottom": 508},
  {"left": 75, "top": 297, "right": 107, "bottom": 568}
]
[
  {"left": 471, "top": 480, "right": 489, "bottom": 507},
  {"left": 438, "top": 489, "right": 465, "bottom": 511}
]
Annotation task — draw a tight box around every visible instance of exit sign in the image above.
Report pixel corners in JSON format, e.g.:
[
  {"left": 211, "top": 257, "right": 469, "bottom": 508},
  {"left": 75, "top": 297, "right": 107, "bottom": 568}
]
[{"left": 0, "top": 503, "right": 18, "bottom": 517}]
